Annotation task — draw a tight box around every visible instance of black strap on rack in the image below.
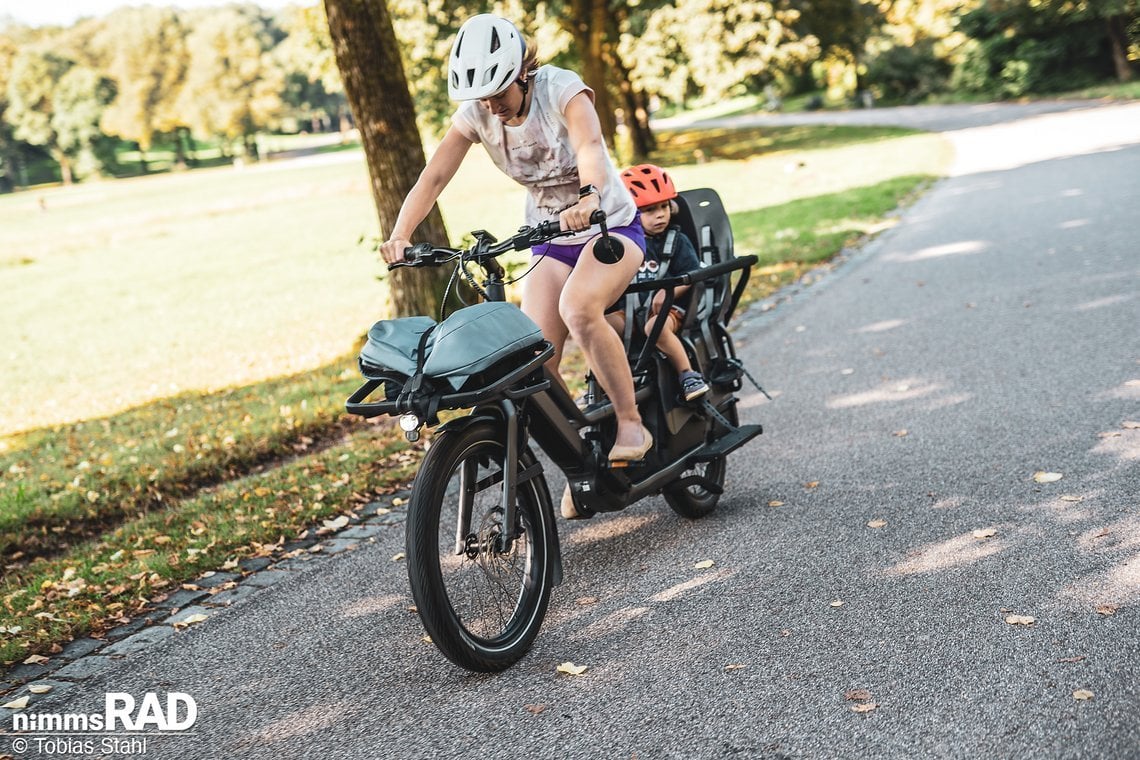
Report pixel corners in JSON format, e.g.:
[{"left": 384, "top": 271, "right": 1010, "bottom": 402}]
[{"left": 395, "top": 324, "right": 442, "bottom": 425}]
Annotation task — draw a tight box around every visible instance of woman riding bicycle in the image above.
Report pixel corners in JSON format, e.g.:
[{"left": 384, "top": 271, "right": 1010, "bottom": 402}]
[{"left": 378, "top": 14, "right": 652, "bottom": 463}]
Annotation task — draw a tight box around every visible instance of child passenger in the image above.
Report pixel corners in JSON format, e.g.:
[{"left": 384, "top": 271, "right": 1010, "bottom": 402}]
[{"left": 617, "top": 164, "right": 709, "bottom": 402}]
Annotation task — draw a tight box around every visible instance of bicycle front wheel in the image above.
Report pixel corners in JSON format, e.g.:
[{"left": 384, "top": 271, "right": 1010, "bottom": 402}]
[{"left": 405, "top": 420, "right": 555, "bottom": 672}]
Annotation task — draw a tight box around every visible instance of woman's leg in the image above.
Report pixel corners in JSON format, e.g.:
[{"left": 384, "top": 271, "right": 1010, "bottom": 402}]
[
  {"left": 521, "top": 254, "right": 572, "bottom": 391},
  {"left": 559, "top": 234, "right": 647, "bottom": 451}
]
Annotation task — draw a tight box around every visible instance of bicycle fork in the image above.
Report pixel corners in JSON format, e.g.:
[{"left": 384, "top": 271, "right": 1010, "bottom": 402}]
[{"left": 450, "top": 398, "right": 564, "bottom": 584}]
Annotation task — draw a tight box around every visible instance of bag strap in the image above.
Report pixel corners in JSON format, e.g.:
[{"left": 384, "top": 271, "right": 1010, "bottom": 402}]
[{"left": 396, "top": 323, "right": 441, "bottom": 424}]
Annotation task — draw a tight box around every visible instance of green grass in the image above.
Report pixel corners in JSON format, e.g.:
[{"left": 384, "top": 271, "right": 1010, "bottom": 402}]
[
  {"left": 0, "top": 422, "right": 415, "bottom": 664},
  {"left": 0, "top": 354, "right": 366, "bottom": 561},
  {"left": 0, "top": 122, "right": 952, "bottom": 667}
]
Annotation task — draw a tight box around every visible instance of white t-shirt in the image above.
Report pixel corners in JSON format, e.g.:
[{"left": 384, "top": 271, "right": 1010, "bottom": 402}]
[{"left": 451, "top": 65, "right": 636, "bottom": 245}]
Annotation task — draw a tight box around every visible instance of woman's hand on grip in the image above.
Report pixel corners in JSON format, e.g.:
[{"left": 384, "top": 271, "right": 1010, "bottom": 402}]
[
  {"left": 559, "top": 191, "right": 601, "bottom": 233},
  {"left": 380, "top": 238, "right": 412, "bottom": 265}
]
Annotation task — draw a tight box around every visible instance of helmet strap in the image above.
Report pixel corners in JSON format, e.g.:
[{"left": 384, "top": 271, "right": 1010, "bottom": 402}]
[{"left": 515, "top": 76, "right": 529, "bottom": 119}]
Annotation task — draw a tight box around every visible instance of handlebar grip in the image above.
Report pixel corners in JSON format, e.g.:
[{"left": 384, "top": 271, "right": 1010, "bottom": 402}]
[
  {"left": 535, "top": 220, "right": 561, "bottom": 237},
  {"left": 407, "top": 242, "right": 434, "bottom": 263},
  {"left": 387, "top": 242, "right": 435, "bottom": 271},
  {"left": 588, "top": 209, "right": 607, "bottom": 226}
]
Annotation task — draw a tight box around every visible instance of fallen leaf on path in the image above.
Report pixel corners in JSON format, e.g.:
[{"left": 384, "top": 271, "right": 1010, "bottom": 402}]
[
  {"left": 23, "top": 655, "right": 49, "bottom": 665},
  {"left": 1123, "top": 421, "right": 1140, "bottom": 430},
  {"left": 851, "top": 702, "right": 878, "bottom": 713},
  {"left": 392, "top": 497, "right": 407, "bottom": 506},
  {"left": 1060, "top": 495, "right": 1084, "bottom": 502},
  {"left": 525, "top": 704, "right": 546, "bottom": 714},
  {"left": 422, "top": 635, "right": 432, "bottom": 644},
  {"left": 1096, "top": 605, "right": 1118, "bottom": 616},
  {"left": 973, "top": 528, "right": 998, "bottom": 539},
  {"left": 556, "top": 662, "right": 588, "bottom": 676},
  {"left": 1073, "top": 689, "right": 1094, "bottom": 701},
  {"left": 892, "top": 430, "right": 908, "bottom": 437},
  {"left": 27, "top": 684, "right": 52, "bottom": 694},
  {"left": 1005, "top": 614, "right": 1036, "bottom": 626},
  {"left": 830, "top": 600, "right": 844, "bottom": 608},
  {"left": 576, "top": 596, "right": 599, "bottom": 606},
  {"left": 724, "top": 664, "right": 747, "bottom": 672},
  {"left": 694, "top": 559, "right": 715, "bottom": 570},
  {"left": 173, "top": 613, "right": 208, "bottom": 629},
  {"left": 845, "top": 689, "right": 872, "bottom": 702},
  {"left": 2, "top": 696, "right": 29, "bottom": 710},
  {"left": 767, "top": 500, "right": 784, "bottom": 507},
  {"left": 867, "top": 519, "right": 888, "bottom": 529},
  {"left": 804, "top": 481, "right": 820, "bottom": 490},
  {"left": 1056, "top": 656, "right": 1085, "bottom": 663},
  {"left": 321, "top": 515, "right": 350, "bottom": 533},
  {"left": 1033, "top": 471, "right": 1063, "bottom": 484},
  {"left": 391, "top": 552, "right": 405, "bottom": 562}
]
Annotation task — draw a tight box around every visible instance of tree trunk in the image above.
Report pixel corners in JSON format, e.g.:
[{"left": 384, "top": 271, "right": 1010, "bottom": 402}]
[
  {"left": 609, "top": 45, "right": 655, "bottom": 161},
  {"left": 565, "top": 0, "right": 618, "bottom": 148},
  {"left": 56, "top": 150, "right": 73, "bottom": 185},
  {"left": 1106, "top": 15, "right": 1134, "bottom": 83},
  {"left": 173, "top": 128, "right": 187, "bottom": 170},
  {"left": 324, "top": 0, "right": 450, "bottom": 319}
]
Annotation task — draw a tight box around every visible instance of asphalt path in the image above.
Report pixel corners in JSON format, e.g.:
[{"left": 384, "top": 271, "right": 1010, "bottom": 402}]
[{"left": 5, "top": 100, "right": 1139, "bottom": 759}]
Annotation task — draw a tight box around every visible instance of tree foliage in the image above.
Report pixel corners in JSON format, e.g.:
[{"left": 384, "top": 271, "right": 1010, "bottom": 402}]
[
  {"left": 0, "top": 0, "right": 1135, "bottom": 187},
  {"left": 94, "top": 7, "right": 187, "bottom": 155},
  {"left": 5, "top": 47, "right": 112, "bottom": 183},
  {"left": 628, "top": 0, "right": 820, "bottom": 103},
  {"left": 951, "top": 0, "right": 1137, "bottom": 95},
  {"left": 175, "top": 7, "right": 283, "bottom": 151}
]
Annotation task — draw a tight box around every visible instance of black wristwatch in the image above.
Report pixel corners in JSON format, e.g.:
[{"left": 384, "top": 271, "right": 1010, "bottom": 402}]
[{"left": 578, "top": 184, "right": 599, "bottom": 199}]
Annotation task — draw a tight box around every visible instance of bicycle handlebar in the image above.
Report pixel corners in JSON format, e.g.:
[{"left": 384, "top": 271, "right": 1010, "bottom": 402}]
[
  {"left": 388, "top": 210, "right": 608, "bottom": 272},
  {"left": 621, "top": 254, "right": 759, "bottom": 294}
]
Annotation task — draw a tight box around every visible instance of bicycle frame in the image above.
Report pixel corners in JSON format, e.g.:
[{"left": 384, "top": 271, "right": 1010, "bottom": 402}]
[{"left": 347, "top": 219, "right": 759, "bottom": 584}]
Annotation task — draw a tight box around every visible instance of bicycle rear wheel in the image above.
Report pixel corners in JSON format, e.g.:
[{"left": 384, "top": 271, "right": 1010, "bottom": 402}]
[
  {"left": 405, "top": 420, "right": 555, "bottom": 672},
  {"left": 662, "top": 401, "right": 737, "bottom": 519}
]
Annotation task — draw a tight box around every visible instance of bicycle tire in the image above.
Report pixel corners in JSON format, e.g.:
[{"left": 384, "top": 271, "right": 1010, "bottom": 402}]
[
  {"left": 405, "top": 420, "right": 555, "bottom": 672},
  {"left": 662, "top": 401, "right": 737, "bottom": 519}
]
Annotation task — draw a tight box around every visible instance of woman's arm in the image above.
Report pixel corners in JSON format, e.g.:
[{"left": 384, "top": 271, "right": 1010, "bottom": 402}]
[
  {"left": 560, "top": 90, "right": 608, "bottom": 232},
  {"left": 380, "top": 125, "right": 474, "bottom": 263}
]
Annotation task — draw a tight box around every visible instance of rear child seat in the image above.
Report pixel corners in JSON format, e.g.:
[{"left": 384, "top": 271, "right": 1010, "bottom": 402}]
[{"left": 671, "top": 188, "right": 736, "bottom": 326}]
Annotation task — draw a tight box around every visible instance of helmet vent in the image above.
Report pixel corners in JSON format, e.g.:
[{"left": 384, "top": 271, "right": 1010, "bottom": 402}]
[
  {"left": 454, "top": 31, "right": 464, "bottom": 57},
  {"left": 465, "top": 68, "right": 475, "bottom": 87},
  {"left": 482, "top": 64, "right": 499, "bottom": 88},
  {"left": 490, "top": 27, "right": 500, "bottom": 53}
]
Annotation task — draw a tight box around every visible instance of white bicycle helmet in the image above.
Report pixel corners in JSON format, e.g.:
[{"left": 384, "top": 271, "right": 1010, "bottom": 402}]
[{"left": 447, "top": 14, "right": 525, "bottom": 101}]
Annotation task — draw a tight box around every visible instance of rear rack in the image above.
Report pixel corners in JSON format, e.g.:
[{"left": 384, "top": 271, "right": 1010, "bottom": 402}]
[{"left": 346, "top": 342, "right": 555, "bottom": 419}]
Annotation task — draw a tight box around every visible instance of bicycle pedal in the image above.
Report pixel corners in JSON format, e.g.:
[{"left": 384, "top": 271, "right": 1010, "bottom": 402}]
[{"left": 605, "top": 459, "right": 647, "bottom": 470}]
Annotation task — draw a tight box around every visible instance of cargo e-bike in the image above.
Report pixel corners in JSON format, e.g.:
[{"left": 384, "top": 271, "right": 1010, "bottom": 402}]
[{"left": 346, "top": 189, "right": 764, "bottom": 672}]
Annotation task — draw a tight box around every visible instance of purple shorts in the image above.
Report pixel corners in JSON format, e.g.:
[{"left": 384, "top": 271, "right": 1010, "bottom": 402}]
[{"left": 532, "top": 218, "right": 646, "bottom": 268}]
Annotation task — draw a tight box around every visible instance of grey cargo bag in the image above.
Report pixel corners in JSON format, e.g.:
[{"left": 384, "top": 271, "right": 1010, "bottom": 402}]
[{"left": 358, "top": 302, "right": 543, "bottom": 390}]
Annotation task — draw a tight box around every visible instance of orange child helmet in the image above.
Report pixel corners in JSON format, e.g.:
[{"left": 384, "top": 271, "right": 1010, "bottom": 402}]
[{"left": 620, "top": 164, "right": 677, "bottom": 208}]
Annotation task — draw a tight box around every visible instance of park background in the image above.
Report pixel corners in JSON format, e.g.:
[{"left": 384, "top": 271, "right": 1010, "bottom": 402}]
[{"left": 0, "top": 0, "right": 1136, "bottom": 666}]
